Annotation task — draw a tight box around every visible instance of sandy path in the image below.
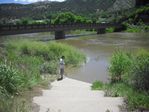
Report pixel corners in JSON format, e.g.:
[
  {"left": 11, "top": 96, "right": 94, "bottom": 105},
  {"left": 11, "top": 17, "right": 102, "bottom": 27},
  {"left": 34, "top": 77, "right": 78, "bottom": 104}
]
[{"left": 33, "top": 77, "right": 123, "bottom": 112}]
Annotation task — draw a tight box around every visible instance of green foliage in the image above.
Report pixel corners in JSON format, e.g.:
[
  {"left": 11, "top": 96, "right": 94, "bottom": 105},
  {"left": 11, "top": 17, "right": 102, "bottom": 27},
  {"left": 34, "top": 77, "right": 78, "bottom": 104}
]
[
  {"left": 106, "top": 27, "right": 115, "bottom": 33},
  {"left": 127, "top": 91, "right": 149, "bottom": 110},
  {"left": 40, "top": 61, "right": 58, "bottom": 74},
  {"left": 120, "top": 6, "right": 149, "bottom": 33},
  {"left": 91, "top": 81, "right": 103, "bottom": 90},
  {"left": 109, "top": 49, "right": 149, "bottom": 90},
  {"left": 135, "top": 6, "right": 149, "bottom": 15},
  {"left": 9, "top": 40, "right": 86, "bottom": 66},
  {"left": 0, "top": 63, "right": 21, "bottom": 94},
  {"left": 123, "top": 22, "right": 149, "bottom": 33},
  {"left": 31, "top": 20, "right": 46, "bottom": 25},
  {"left": 131, "top": 50, "right": 149, "bottom": 91},
  {"left": 4, "top": 39, "right": 86, "bottom": 91},
  {"left": 126, "top": 26, "right": 141, "bottom": 32},
  {"left": 0, "top": 96, "right": 31, "bottom": 112},
  {"left": 15, "top": 56, "right": 43, "bottom": 89},
  {"left": 0, "top": 0, "right": 123, "bottom": 23},
  {"left": 48, "top": 42, "right": 86, "bottom": 65},
  {"left": 16, "top": 18, "right": 32, "bottom": 25},
  {"left": 53, "top": 12, "right": 89, "bottom": 24},
  {"left": 0, "top": 39, "right": 86, "bottom": 111},
  {"left": 5, "top": 39, "right": 85, "bottom": 89},
  {"left": 95, "top": 49, "right": 149, "bottom": 110},
  {"left": 92, "top": 81, "right": 149, "bottom": 110},
  {"left": 109, "top": 50, "right": 132, "bottom": 82},
  {"left": 104, "top": 83, "right": 131, "bottom": 97},
  {"left": 53, "top": 12, "right": 75, "bottom": 24}
]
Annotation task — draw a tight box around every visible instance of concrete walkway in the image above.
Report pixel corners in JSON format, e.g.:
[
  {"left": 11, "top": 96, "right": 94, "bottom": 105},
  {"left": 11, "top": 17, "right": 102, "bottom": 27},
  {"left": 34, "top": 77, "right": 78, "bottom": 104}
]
[{"left": 33, "top": 77, "right": 123, "bottom": 112}]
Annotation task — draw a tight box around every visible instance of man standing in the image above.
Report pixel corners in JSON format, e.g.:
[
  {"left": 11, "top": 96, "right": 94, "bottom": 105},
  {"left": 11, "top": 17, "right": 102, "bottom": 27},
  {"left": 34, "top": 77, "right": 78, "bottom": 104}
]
[{"left": 59, "top": 56, "right": 65, "bottom": 80}]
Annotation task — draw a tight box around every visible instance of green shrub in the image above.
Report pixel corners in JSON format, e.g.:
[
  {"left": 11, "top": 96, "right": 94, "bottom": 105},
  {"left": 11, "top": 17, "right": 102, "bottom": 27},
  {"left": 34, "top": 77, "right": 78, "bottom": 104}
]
[
  {"left": 126, "top": 27, "right": 141, "bottom": 32},
  {"left": 5, "top": 39, "right": 86, "bottom": 89},
  {"left": 0, "top": 64, "right": 21, "bottom": 94},
  {"left": 127, "top": 91, "right": 149, "bottom": 110},
  {"left": 53, "top": 12, "right": 88, "bottom": 24},
  {"left": 109, "top": 50, "right": 132, "bottom": 83},
  {"left": 131, "top": 50, "right": 149, "bottom": 91},
  {"left": 103, "top": 83, "right": 131, "bottom": 97},
  {"left": 15, "top": 56, "right": 43, "bottom": 89},
  {"left": 8, "top": 40, "right": 86, "bottom": 66},
  {"left": 92, "top": 81, "right": 149, "bottom": 110},
  {"left": 40, "top": 61, "right": 58, "bottom": 74},
  {"left": 94, "top": 49, "right": 149, "bottom": 110},
  {"left": 0, "top": 96, "right": 30, "bottom": 112},
  {"left": 1, "top": 39, "right": 86, "bottom": 111},
  {"left": 91, "top": 81, "right": 103, "bottom": 90},
  {"left": 106, "top": 83, "right": 149, "bottom": 110},
  {"left": 106, "top": 27, "right": 115, "bottom": 33},
  {"left": 48, "top": 42, "right": 86, "bottom": 65}
]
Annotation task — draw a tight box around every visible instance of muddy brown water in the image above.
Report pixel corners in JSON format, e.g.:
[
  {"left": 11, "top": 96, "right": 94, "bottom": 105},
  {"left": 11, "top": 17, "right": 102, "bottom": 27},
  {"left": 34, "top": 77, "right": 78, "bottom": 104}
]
[
  {"left": 59, "top": 33, "right": 149, "bottom": 83},
  {"left": 0, "top": 32, "right": 149, "bottom": 83}
]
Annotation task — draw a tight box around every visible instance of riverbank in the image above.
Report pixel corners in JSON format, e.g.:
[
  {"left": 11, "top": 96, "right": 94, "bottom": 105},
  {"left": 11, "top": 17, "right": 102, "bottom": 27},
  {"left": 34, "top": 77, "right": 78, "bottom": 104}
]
[
  {"left": 0, "top": 32, "right": 149, "bottom": 111},
  {"left": 92, "top": 49, "right": 149, "bottom": 111},
  {"left": 0, "top": 39, "right": 85, "bottom": 112}
]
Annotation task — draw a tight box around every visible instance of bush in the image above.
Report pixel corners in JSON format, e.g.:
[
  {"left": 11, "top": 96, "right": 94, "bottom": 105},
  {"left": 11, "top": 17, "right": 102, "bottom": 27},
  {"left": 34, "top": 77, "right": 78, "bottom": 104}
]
[
  {"left": 106, "top": 27, "right": 115, "bottom": 33},
  {"left": 53, "top": 12, "right": 89, "bottom": 24},
  {"left": 94, "top": 49, "right": 149, "bottom": 110},
  {"left": 0, "top": 64, "right": 21, "bottom": 94},
  {"left": 16, "top": 18, "right": 32, "bottom": 25},
  {"left": 92, "top": 81, "right": 149, "bottom": 110},
  {"left": 40, "top": 61, "right": 58, "bottom": 74},
  {"left": 2, "top": 39, "right": 86, "bottom": 111},
  {"left": 91, "top": 81, "right": 103, "bottom": 90},
  {"left": 9, "top": 40, "right": 86, "bottom": 66},
  {"left": 131, "top": 50, "right": 149, "bottom": 91},
  {"left": 5, "top": 39, "right": 86, "bottom": 89},
  {"left": 109, "top": 50, "right": 132, "bottom": 83},
  {"left": 6, "top": 39, "right": 86, "bottom": 75}
]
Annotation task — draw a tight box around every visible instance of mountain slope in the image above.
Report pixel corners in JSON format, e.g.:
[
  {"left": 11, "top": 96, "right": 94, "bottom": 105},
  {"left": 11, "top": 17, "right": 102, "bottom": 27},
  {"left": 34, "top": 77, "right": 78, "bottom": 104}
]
[{"left": 0, "top": 0, "right": 136, "bottom": 20}]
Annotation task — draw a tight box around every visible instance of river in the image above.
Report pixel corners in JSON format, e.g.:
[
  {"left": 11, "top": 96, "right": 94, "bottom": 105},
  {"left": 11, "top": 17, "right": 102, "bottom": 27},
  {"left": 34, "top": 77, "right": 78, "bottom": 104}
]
[{"left": 0, "top": 32, "right": 149, "bottom": 83}]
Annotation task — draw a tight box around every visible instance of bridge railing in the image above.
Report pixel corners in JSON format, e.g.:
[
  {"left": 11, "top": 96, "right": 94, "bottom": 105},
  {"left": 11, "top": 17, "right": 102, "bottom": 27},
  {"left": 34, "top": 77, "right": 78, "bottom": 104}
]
[
  {"left": 0, "top": 23, "right": 123, "bottom": 34},
  {"left": 0, "top": 23, "right": 112, "bottom": 30}
]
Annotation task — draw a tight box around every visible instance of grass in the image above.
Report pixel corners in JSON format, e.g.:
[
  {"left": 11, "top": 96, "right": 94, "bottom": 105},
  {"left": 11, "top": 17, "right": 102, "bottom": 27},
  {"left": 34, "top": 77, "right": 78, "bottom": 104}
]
[
  {"left": 109, "top": 50, "right": 132, "bottom": 83},
  {"left": 92, "top": 81, "right": 149, "bottom": 111},
  {"left": 0, "top": 39, "right": 86, "bottom": 112},
  {"left": 91, "top": 81, "right": 104, "bottom": 90},
  {"left": 67, "top": 29, "right": 95, "bottom": 35},
  {"left": 124, "top": 23, "right": 149, "bottom": 33},
  {"left": 6, "top": 39, "right": 86, "bottom": 65},
  {"left": 106, "top": 27, "right": 115, "bottom": 33},
  {"left": 92, "top": 49, "right": 149, "bottom": 111}
]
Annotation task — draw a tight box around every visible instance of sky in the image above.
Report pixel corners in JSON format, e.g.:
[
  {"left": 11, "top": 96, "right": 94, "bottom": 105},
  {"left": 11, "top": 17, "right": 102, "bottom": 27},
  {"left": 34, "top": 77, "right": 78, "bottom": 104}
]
[{"left": 0, "top": 0, "right": 65, "bottom": 4}]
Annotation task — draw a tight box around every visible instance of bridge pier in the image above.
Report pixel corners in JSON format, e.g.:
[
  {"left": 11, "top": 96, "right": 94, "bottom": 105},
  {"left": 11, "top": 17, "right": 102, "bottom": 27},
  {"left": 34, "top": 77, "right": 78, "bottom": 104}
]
[
  {"left": 97, "top": 28, "right": 106, "bottom": 34},
  {"left": 55, "top": 30, "right": 65, "bottom": 40}
]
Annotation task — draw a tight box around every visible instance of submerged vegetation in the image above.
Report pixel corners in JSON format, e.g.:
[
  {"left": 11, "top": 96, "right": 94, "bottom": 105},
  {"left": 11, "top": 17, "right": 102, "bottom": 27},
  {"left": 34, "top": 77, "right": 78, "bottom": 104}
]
[
  {"left": 0, "top": 39, "right": 86, "bottom": 112},
  {"left": 92, "top": 49, "right": 149, "bottom": 111}
]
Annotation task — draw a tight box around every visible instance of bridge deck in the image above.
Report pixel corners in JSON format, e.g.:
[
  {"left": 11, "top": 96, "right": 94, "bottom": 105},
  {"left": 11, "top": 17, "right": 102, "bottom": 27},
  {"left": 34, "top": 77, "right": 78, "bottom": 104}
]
[{"left": 0, "top": 23, "right": 123, "bottom": 36}]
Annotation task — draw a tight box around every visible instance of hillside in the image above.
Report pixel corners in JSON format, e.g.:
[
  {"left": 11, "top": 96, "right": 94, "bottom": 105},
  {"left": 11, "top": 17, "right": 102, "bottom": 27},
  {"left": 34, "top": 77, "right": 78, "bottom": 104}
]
[{"left": 0, "top": 0, "right": 136, "bottom": 21}]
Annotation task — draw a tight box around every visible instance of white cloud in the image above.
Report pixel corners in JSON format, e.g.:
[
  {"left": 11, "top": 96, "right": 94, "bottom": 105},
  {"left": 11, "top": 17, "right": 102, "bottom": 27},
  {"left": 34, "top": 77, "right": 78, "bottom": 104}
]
[{"left": 14, "top": 0, "right": 65, "bottom": 3}]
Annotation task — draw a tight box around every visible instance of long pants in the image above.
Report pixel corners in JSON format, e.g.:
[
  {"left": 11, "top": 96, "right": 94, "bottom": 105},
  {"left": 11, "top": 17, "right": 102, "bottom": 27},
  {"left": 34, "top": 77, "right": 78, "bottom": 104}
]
[{"left": 60, "top": 68, "right": 64, "bottom": 79}]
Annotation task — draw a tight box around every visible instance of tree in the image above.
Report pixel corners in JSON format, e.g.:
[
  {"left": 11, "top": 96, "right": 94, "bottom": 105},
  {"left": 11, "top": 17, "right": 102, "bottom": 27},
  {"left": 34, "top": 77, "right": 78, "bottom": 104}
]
[{"left": 53, "top": 12, "right": 89, "bottom": 24}]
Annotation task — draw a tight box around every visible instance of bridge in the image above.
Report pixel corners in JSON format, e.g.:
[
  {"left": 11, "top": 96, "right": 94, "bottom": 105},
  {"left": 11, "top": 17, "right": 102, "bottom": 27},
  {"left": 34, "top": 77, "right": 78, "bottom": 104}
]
[{"left": 0, "top": 23, "right": 124, "bottom": 39}]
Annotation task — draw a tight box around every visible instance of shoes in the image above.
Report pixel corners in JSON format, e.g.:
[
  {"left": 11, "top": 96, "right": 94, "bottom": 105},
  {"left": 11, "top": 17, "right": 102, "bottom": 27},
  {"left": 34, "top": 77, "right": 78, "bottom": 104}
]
[{"left": 57, "top": 77, "right": 63, "bottom": 81}]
